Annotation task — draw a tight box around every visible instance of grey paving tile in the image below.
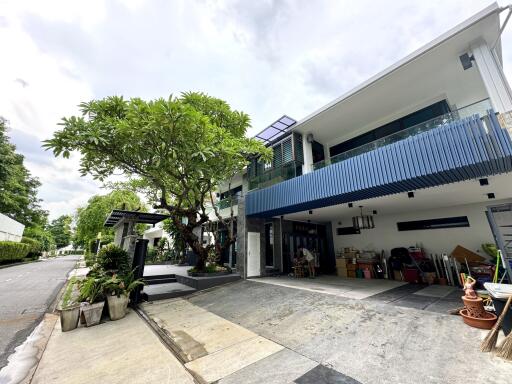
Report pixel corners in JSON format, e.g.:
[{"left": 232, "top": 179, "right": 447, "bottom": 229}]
[
  {"left": 295, "top": 364, "right": 362, "bottom": 384},
  {"left": 390, "top": 294, "right": 439, "bottom": 310},
  {"left": 218, "top": 348, "right": 317, "bottom": 384},
  {"left": 423, "top": 298, "right": 463, "bottom": 314}
]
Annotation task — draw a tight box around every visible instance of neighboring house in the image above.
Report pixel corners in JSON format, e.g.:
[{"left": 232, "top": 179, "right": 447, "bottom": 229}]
[
  {"left": 0, "top": 213, "right": 25, "bottom": 242},
  {"left": 148, "top": 4, "right": 512, "bottom": 279}
]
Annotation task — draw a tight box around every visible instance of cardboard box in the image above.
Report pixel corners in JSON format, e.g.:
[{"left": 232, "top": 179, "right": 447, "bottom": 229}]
[
  {"left": 336, "top": 266, "right": 348, "bottom": 278},
  {"left": 335, "top": 258, "right": 347, "bottom": 268},
  {"left": 347, "top": 270, "right": 356, "bottom": 278},
  {"left": 346, "top": 263, "right": 357, "bottom": 271}
]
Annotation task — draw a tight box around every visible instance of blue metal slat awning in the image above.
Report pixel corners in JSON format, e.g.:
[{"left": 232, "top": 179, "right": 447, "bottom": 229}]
[{"left": 246, "top": 111, "right": 512, "bottom": 218}]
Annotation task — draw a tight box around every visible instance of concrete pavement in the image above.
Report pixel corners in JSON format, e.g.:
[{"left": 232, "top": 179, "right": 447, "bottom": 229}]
[
  {"left": 30, "top": 310, "right": 195, "bottom": 384},
  {"left": 142, "top": 280, "right": 512, "bottom": 384},
  {"left": 0, "top": 256, "right": 78, "bottom": 369}
]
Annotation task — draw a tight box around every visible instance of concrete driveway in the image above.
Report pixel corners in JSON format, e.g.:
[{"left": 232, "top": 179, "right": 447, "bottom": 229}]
[
  {"left": 0, "top": 256, "right": 78, "bottom": 369},
  {"left": 142, "top": 280, "right": 512, "bottom": 384}
]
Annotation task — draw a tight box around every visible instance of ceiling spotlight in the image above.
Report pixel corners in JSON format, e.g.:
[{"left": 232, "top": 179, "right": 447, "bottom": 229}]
[
  {"left": 408, "top": 192, "right": 415, "bottom": 198},
  {"left": 308, "top": 210, "right": 313, "bottom": 215},
  {"left": 479, "top": 178, "right": 489, "bottom": 186},
  {"left": 348, "top": 203, "right": 353, "bottom": 208},
  {"left": 487, "top": 193, "right": 495, "bottom": 199},
  {"left": 373, "top": 210, "right": 378, "bottom": 215}
]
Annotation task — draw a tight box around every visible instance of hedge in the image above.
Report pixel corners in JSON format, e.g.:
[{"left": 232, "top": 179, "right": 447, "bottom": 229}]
[{"left": 0, "top": 241, "right": 30, "bottom": 263}]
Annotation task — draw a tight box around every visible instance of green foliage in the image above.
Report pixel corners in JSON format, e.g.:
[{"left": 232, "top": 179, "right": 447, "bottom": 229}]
[
  {"left": 23, "top": 226, "right": 55, "bottom": 252},
  {"left": 482, "top": 243, "right": 498, "bottom": 259},
  {"left": 44, "top": 93, "right": 271, "bottom": 270},
  {"left": 73, "top": 190, "right": 144, "bottom": 247},
  {"left": 78, "top": 276, "right": 105, "bottom": 304},
  {"left": 96, "top": 244, "right": 129, "bottom": 274},
  {"left": 21, "top": 236, "right": 42, "bottom": 259},
  {"left": 61, "top": 277, "right": 78, "bottom": 309},
  {"left": 102, "top": 269, "right": 144, "bottom": 297},
  {"left": 0, "top": 241, "right": 30, "bottom": 263},
  {"left": 48, "top": 215, "right": 72, "bottom": 248},
  {"left": 0, "top": 118, "right": 48, "bottom": 227}
]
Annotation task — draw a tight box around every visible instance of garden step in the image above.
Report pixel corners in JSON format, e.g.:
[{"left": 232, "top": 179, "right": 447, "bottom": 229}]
[
  {"left": 142, "top": 282, "right": 197, "bottom": 301},
  {"left": 145, "top": 277, "right": 178, "bottom": 285}
]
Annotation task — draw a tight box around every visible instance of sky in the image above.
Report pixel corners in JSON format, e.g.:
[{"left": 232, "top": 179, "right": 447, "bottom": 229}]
[{"left": 1, "top": 0, "right": 511, "bottom": 220}]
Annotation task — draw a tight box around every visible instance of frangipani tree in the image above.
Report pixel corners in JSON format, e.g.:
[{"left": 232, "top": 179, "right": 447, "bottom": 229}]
[{"left": 44, "top": 93, "right": 271, "bottom": 271}]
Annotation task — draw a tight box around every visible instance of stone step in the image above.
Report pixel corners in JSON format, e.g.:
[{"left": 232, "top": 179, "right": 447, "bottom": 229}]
[
  {"left": 142, "top": 282, "right": 197, "bottom": 301},
  {"left": 145, "top": 277, "right": 178, "bottom": 285}
]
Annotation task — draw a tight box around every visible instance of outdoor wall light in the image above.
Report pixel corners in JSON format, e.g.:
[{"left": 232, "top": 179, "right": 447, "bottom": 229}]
[
  {"left": 459, "top": 53, "right": 475, "bottom": 70},
  {"left": 352, "top": 206, "right": 375, "bottom": 230}
]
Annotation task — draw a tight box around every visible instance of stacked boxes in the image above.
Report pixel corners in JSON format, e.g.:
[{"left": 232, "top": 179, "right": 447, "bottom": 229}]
[{"left": 336, "top": 257, "right": 347, "bottom": 277}]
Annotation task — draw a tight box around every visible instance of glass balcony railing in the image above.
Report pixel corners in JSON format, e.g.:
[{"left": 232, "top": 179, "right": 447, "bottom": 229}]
[
  {"left": 215, "top": 195, "right": 240, "bottom": 210},
  {"left": 248, "top": 160, "right": 302, "bottom": 190},
  {"left": 312, "top": 98, "right": 493, "bottom": 170}
]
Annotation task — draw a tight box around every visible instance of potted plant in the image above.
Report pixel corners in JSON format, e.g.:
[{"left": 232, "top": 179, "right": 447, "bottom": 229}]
[
  {"left": 59, "top": 277, "right": 80, "bottom": 332},
  {"left": 79, "top": 276, "right": 106, "bottom": 327},
  {"left": 103, "top": 270, "right": 144, "bottom": 321}
]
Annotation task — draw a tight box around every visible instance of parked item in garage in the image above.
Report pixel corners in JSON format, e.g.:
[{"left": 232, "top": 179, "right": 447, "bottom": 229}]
[
  {"left": 451, "top": 245, "right": 485, "bottom": 263},
  {"left": 481, "top": 295, "right": 512, "bottom": 352},
  {"left": 460, "top": 276, "right": 497, "bottom": 330}
]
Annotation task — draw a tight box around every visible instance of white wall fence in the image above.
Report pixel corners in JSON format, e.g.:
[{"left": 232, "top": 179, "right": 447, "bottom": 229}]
[{"left": 0, "top": 213, "right": 25, "bottom": 242}]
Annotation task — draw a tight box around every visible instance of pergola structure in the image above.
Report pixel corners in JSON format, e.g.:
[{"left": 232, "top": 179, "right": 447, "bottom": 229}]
[{"left": 104, "top": 209, "right": 169, "bottom": 227}]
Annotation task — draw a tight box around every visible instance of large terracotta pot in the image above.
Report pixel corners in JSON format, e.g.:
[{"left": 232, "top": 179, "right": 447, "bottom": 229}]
[
  {"left": 459, "top": 309, "right": 497, "bottom": 329},
  {"left": 461, "top": 296, "right": 486, "bottom": 319}
]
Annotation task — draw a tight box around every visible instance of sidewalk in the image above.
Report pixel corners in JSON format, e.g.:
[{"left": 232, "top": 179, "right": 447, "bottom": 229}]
[{"left": 30, "top": 310, "right": 195, "bottom": 384}]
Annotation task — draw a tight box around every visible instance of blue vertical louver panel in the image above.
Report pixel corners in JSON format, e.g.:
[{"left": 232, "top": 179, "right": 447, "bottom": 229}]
[{"left": 246, "top": 112, "right": 512, "bottom": 217}]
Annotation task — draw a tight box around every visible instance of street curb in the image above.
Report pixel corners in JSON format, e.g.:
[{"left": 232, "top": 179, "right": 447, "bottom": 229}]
[{"left": 0, "top": 259, "right": 41, "bottom": 270}]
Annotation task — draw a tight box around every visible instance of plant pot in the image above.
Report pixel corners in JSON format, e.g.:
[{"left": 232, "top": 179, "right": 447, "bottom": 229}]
[
  {"left": 461, "top": 296, "right": 487, "bottom": 319},
  {"left": 459, "top": 309, "right": 497, "bottom": 329},
  {"left": 60, "top": 306, "right": 80, "bottom": 332},
  {"left": 80, "top": 301, "right": 105, "bottom": 327},
  {"left": 438, "top": 277, "right": 447, "bottom": 285},
  {"left": 107, "top": 294, "right": 129, "bottom": 321}
]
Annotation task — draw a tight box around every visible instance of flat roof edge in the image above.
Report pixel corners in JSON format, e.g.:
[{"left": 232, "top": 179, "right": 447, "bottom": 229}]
[{"left": 295, "top": 2, "right": 500, "bottom": 130}]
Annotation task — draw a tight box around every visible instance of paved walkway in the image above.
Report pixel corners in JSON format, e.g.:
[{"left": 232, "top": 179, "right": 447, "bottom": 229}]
[
  {"left": 140, "top": 280, "right": 512, "bottom": 384},
  {"left": 0, "top": 256, "right": 78, "bottom": 369},
  {"left": 31, "top": 310, "right": 195, "bottom": 384},
  {"left": 252, "top": 275, "right": 462, "bottom": 313}
]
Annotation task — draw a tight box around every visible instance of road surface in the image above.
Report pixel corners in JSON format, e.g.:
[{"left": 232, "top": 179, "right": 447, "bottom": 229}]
[{"left": 0, "top": 256, "right": 78, "bottom": 369}]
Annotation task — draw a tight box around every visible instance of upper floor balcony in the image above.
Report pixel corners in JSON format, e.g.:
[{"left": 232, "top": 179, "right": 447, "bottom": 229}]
[
  {"left": 312, "top": 99, "right": 493, "bottom": 171},
  {"left": 245, "top": 107, "right": 512, "bottom": 218}
]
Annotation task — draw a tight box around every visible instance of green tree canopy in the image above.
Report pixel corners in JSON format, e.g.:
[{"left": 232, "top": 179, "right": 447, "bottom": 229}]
[
  {"left": 45, "top": 92, "right": 271, "bottom": 270},
  {"left": 74, "top": 190, "right": 144, "bottom": 247},
  {"left": 0, "top": 118, "right": 48, "bottom": 227},
  {"left": 48, "top": 215, "right": 73, "bottom": 249}
]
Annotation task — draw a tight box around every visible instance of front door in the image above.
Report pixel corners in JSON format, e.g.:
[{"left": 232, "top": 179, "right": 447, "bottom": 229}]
[{"left": 247, "top": 232, "right": 261, "bottom": 277}]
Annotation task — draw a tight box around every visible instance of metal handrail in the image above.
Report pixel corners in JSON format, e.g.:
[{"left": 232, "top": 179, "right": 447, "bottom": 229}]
[{"left": 313, "top": 98, "right": 492, "bottom": 170}]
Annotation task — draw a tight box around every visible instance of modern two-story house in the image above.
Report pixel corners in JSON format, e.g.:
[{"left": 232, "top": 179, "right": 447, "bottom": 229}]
[{"left": 212, "top": 3, "right": 512, "bottom": 279}]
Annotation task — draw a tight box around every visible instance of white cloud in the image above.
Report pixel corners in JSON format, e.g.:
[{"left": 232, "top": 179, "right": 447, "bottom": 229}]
[{"left": 1, "top": 0, "right": 511, "bottom": 220}]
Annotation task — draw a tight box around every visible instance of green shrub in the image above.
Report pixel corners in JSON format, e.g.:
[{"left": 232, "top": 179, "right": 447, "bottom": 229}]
[
  {"left": 21, "top": 237, "right": 42, "bottom": 259},
  {"left": 0, "top": 241, "right": 30, "bottom": 263},
  {"left": 97, "top": 244, "right": 129, "bottom": 274}
]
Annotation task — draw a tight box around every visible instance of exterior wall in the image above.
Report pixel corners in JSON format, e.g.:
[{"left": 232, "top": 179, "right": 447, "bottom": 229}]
[
  {"left": 0, "top": 213, "right": 24, "bottom": 242},
  {"left": 331, "top": 199, "right": 512, "bottom": 260}
]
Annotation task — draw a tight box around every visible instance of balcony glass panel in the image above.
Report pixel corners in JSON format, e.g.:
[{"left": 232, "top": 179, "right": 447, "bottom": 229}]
[
  {"left": 248, "top": 160, "right": 302, "bottom": 190},
  {"left": 313, "top": 98, "right": 492, "bottom": 170}
]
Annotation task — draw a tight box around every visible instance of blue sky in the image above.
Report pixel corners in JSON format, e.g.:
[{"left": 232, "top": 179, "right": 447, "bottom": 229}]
[{"left": 1, "top": 0, "right": 511, "bottom": 219}]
